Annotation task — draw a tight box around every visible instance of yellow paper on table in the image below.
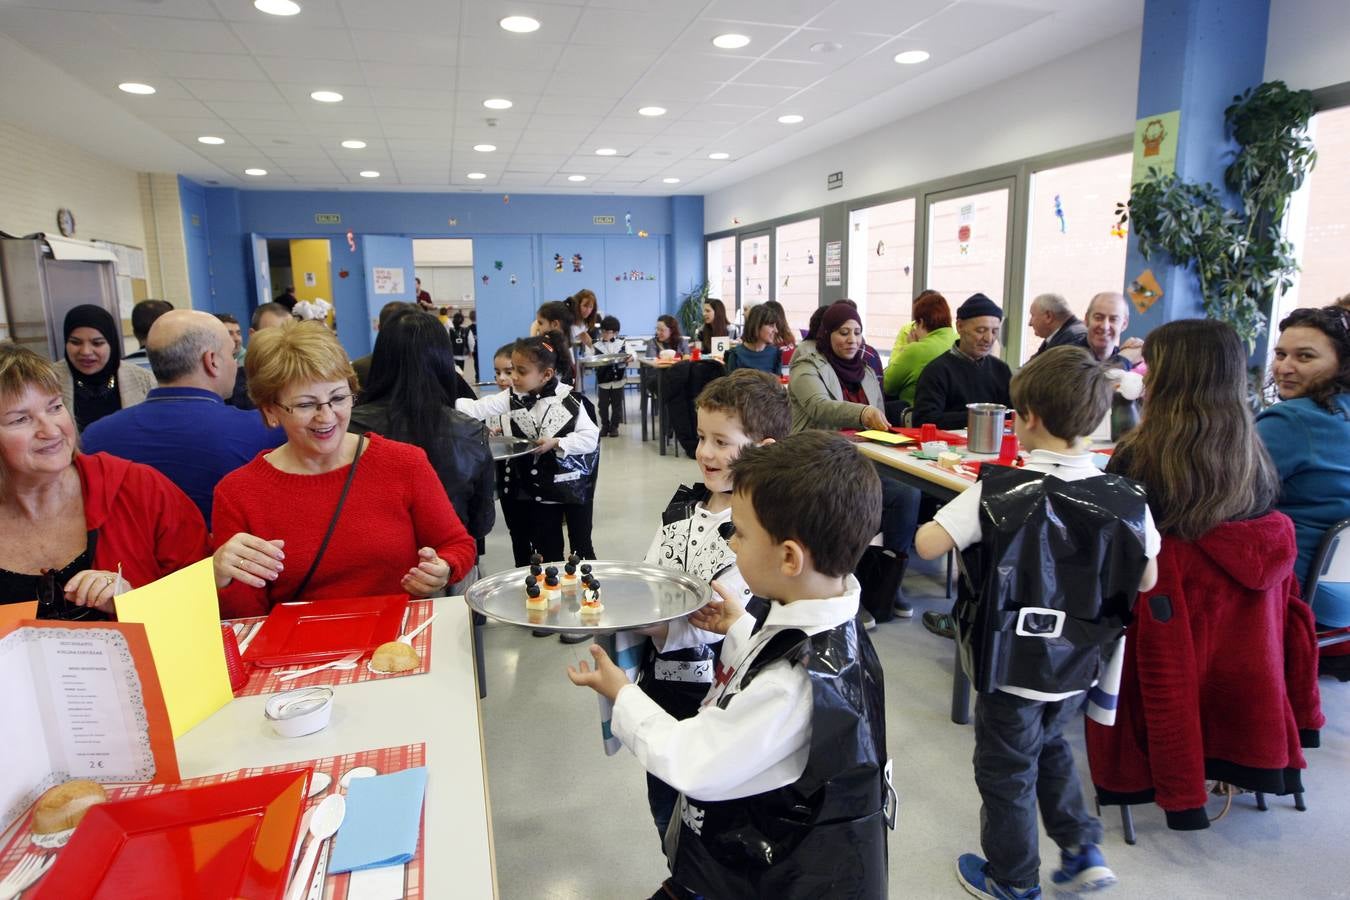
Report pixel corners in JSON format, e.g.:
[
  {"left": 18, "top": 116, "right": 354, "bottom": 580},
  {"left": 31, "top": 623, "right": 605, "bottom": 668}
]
[
  {"left": 114, "top": 558, "right": 232, "bottom": 737},
  {"left": 857, "top": 430, "right": 914, "bottom": 446}
]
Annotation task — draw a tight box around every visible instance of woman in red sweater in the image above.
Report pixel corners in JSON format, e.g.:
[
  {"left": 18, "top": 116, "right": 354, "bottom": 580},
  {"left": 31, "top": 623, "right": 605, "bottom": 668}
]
[{"left": 211, "top": 322, "right": 476, "bottom": 619}]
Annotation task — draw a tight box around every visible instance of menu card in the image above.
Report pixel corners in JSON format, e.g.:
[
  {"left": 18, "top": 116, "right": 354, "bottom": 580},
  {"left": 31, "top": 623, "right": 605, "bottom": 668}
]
[{"left": 0, "top": 619, "right": 179, "bottom": 834}]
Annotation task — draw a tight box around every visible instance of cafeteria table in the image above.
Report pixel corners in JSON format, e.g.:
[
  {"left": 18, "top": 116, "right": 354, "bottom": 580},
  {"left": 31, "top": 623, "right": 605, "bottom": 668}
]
[
  {"left": 637, "top": 357, "right": 674, "bottom": 454},
  {"left": 180, "top": 596, "right": 497, "bottom": 898}
]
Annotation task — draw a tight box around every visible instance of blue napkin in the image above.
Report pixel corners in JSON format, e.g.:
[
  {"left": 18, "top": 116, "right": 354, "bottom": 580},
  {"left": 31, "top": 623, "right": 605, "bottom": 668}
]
[{"left": 328, "top": 767, "right": 428, "bottom": 874}]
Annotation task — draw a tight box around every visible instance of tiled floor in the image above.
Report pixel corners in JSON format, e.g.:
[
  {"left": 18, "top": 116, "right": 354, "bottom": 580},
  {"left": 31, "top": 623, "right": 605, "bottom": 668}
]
[{"left": 476, "top": 393, "right": 1350, "bottom": 899}]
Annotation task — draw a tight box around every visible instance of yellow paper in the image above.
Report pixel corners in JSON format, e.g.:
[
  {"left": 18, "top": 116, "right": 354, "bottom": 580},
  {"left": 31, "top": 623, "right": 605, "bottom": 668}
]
[
  {"left": 857, "top": 430, "right": 914, "bottom": 445},
  {"left": 114, "top": 559, "right": 233, "bottom": 738}
]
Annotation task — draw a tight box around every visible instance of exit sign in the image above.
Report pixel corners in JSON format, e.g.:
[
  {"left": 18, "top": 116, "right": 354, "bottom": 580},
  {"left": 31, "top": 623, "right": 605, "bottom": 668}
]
[
  {"left": 314, "top": 213, "right": 342, "bottom": 225},
  {"left": 827, "top": 171, "right": 843, "bottom": 190},
  {"left": 593, "top": 215, "right": 616, "bottom": 225}
]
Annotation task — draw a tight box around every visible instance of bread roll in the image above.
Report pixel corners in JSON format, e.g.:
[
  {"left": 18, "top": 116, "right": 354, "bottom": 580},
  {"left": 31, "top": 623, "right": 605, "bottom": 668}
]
[
  {"left": 32, "top": 779, "right": 107, "bottom": 834},
  {"left": 370, "top": 641, "right": 420, "bottom": 673}
]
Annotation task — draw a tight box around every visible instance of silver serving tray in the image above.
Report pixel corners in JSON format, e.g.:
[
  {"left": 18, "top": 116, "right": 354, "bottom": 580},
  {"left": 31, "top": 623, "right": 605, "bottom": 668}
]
[
  {"left": 465, "top": 560, "right": 712, "bottom": 634},
  {"left": 579, "top": 353, "right": 630, "bottom": 367},
  {"left": 489, "top": 435, "right": 535, "bottom": 461}
]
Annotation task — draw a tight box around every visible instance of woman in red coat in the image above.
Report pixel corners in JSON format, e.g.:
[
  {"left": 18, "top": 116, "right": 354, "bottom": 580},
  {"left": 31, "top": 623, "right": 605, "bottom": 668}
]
[
  {"left": 211, "top": 321, "right": 476, "bottom": 619},
  {"left": 0, "top": 344, "right": 208, "bottom": 617},
  {"left": 1097, "top": 320, "right": 1323, "bottom": 828}
]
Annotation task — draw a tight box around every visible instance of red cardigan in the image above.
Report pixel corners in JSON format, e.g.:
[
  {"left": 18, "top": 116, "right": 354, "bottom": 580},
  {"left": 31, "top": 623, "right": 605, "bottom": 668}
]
[
  {"left": 212, "top": 433, "right": 477, "bottom": 618},
  {"left": 76, "top": 452, "right": 210, "bottom": 589},
  {"left": 1085, "top": 512, "right": 1323, "bottom": 828}
]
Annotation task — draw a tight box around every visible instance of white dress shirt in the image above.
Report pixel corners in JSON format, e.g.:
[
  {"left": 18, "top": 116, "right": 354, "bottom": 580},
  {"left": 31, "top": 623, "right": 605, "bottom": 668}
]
[{"left": 611, "top": 577, "right": 860, "bottom": 802}]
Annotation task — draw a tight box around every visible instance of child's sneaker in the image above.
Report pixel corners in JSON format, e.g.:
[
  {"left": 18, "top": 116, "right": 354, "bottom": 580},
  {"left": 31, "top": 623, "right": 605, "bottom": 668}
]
[
  {"left": 1050, "top": 844, "right": 1117, "bottom": 893},
  {"left": 956, "top": 854, "right": 1042, "bottom": 899}
]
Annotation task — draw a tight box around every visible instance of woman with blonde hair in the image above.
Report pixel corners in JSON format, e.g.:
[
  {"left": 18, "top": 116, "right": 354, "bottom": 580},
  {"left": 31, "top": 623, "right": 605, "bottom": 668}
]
[{"left": 212, "top": 321, "right": 476, "bottom": 618}]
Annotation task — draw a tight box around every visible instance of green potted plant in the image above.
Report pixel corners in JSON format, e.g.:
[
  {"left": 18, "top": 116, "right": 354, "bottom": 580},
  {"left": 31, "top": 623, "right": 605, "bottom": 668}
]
[{"left": 676, "top": 280, "right": 711, "bottom": 340}]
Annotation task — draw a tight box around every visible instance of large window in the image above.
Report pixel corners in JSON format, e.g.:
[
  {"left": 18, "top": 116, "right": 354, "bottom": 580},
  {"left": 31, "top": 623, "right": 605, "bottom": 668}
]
[
  {"left": 1021, "top": 152, "right": 1131, "bottom": 361},
  {"left": 738, "top": 234, "right": 770, "bottom": 319},
  {"left": 1282, "top": 104, "right": 1350, "bottom": 322},
  {"left": 706, "top": 235, "right": 737, "bottom": 312},
  {"left": 926, "top": 186, "right": 1010, "bottom": 312},
  {"left": 848, "top": 198, "right": 916, "bottom": 352},
  {"left": 774, "top": 218, "right": 820, "bottom": 335}
]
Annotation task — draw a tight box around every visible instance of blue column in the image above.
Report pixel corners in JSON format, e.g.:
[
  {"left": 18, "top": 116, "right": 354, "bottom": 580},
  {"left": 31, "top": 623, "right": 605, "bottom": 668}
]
[
  {"left": 1123, "top": 0, "right": 1270, "bottom": 336},
  {"left": 669, "top": 195, "right": 705, "bottom": 312}
]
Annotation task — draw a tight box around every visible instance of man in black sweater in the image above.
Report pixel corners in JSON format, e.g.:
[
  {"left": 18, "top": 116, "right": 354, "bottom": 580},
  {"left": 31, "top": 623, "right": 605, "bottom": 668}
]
[{"left": 912, "top": 293, "right": 1012, "bottom": 430}]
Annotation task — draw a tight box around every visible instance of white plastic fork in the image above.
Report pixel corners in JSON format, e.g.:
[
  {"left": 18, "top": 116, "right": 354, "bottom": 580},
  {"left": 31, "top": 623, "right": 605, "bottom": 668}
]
[
  {"left": 0, "top": 852, "right": 54, "bottom": 900},
  {"left": 276, "top": 652, "right": 361, "bottom": 683}
]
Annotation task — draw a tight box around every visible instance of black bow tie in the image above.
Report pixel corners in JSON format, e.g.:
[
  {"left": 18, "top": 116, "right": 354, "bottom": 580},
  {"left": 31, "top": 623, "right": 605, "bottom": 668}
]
[{"left": 519, "top": 379, "right": 559, "bottom": 409}]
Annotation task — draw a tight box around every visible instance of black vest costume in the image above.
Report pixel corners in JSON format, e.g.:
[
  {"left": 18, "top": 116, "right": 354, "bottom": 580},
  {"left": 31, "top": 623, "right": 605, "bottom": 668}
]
[
  {"left": 669, "top": 616, "right": 895, "bottom": 899},
  {"left": 493, "top": 384, "right": 599, "bottom": 506},
  {"left": 954, "top": 466, "right": 1149, "bottom": 695}
]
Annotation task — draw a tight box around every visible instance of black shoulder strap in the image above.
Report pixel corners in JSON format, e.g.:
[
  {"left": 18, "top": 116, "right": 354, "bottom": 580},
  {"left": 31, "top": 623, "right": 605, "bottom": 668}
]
[{"left": 290, "top": 434, "right": 365, "bottom": 602}]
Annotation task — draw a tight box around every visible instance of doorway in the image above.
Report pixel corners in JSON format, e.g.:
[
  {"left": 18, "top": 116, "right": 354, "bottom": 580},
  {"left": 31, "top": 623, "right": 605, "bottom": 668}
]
[{"left": 413, "top": 238, "right": 477, "bottom": 381}]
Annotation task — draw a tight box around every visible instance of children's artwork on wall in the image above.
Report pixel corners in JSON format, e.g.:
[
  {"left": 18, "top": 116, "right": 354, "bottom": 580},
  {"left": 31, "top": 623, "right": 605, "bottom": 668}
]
[
  {"left": 637, "top": 230, "right": 649, "bottom": 238},
  {"left": 783, "top": 275, "right": 790, "bottom": 287},
  {"left": 1054, "top": 194, "right": 1067, "bottom": 233},
  {"left": 904, "top": 265, "right": 911, "bottom": 276},
  {"left": 503, "top": 195, "right": 510, "bottom": 204},
  {"left": 346, "top": 229, "right": 356, "bottom": 252},
  {"left": 807, "top": 251, "right": 814, "bottom": 265},
  {"left": 510, "top": 274, "right": 518, "bottom": 285},
  {"left": 494, "top": 260, "right": 503, "bottom": 270},
  {"left": 571, "top": 253, "right": 583, "bottom": 273},
  {"left": 481, "top": 274, "right": 490, "bottom": 285},
  {"left": 876, "top": 241, "right": 885, "bottom": 256},
  {"left": 756, "top": 282, "right": 764, "bottom": 294},
  {"left": 338, "top": 269, "right": 349, "bottom": 279},
  {"left": 625, "top": 212, "right": 632, "bottom": 235},
  {"left": 1110, "top": 221, "right": 1128, "bottom": 240},
  {"left": 554, "top": 254, "right": 564, "bottom": 273}
]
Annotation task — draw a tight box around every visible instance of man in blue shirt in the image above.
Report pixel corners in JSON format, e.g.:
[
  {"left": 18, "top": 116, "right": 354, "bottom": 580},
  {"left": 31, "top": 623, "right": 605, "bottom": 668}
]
[{"left": 83, "top": 310, "right": 284, "bottom": 526}]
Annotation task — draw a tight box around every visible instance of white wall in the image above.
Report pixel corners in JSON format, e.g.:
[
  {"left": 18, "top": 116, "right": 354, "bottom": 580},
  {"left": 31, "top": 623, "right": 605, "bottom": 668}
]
[
  {"left": 1265, "top": 0, "right": 1350, "bottom": 91},
  {"left": 704, "top": 32, "right": 1142, "bottom": 233}
]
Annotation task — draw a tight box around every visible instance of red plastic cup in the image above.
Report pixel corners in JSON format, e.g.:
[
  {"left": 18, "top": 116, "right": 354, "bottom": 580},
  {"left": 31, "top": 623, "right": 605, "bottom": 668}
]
[
  {"left": 221, "top": 624, "right": 249, "bottom": 693},
  {"left": 920, "top": 423, "right": 938, "bottom": 443},
  {"left": 690, "top": 346, "right": 702, "bottom": 361},
  {"left": 999, "top": 433, "right": 1020, "bottom": 464}
]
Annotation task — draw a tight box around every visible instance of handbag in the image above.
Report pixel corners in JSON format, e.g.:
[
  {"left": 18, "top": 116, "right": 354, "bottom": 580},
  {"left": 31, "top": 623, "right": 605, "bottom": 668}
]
[{"left": 290, "top": 434, "right": 365, "bottom": 602}]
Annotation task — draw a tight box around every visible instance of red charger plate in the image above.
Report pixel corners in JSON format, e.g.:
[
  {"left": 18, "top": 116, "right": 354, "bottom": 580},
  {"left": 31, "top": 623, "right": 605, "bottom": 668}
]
[
  {"left": 242, "top": 594, "right": 410, "bottom": 668},
  {"left": 32, "top": 769, "right": 310, "bottom": 900},
  {"left": 892, "top": 427, "right": 967, "bottom": 445}
]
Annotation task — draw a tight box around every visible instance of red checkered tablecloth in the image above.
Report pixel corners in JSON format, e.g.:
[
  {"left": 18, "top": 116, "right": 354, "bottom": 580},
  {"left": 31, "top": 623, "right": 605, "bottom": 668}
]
[
  {"left": 230, "top": 599, "right": 436, "bottom": 697},
  {"left": 0, "top": 743, "right": 428, "bottom": 900}
]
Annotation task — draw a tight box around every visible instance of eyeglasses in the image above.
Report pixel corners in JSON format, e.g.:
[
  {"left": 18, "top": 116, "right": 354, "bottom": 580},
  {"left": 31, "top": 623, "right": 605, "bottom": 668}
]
[
  {"left": 277, "top": 393, "right": 353, "bottom": 416},
  {"left": 36, "top": 568, "right": 101, "bottom": 622}
]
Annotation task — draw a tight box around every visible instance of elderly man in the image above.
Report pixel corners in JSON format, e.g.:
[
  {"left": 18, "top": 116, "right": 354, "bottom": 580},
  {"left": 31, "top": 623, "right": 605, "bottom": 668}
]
[
  {"left": 912, "top": 293, "right": 1012, "bottom": 430},
  {"left": 1028, "top": 292, "right": 1087, "bottom": 357},
  {"left": 1081, "top": 292, "right": 1134, "bottom": 370},
  {"left": 82, "top": 310, "right": 284, "bottom": 526}
]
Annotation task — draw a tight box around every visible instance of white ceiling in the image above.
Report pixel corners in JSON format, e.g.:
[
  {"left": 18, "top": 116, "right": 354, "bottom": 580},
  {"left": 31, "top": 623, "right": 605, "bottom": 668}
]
[{"left": 0, "top": 0, "right": 1143, "bottom": 194}]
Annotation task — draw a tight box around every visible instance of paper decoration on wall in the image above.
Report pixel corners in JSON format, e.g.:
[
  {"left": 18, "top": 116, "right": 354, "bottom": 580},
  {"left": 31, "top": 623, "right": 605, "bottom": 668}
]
[
  {"left": 1110, "top": 220, "right": 1128, "bottom": 240},
  {"left": 638, "top": 230, "right": 649, "bottom": 238},
  {"left": 756, "top": 282, "right": 764, "bottom": 294},
  {"left": 807, "top": 251, "right": 814, "bottom": 265},
  {"left": 625, "top": 212, "right": 632, "bottom": 235},
  {"left": 346, "top": 229, "right": 356, "bottom": 252},
  {"left": 447, "top": 217, "right": 458, "bottom": 226},
  {"left": 958, "top": 224, "right": 972, "bottom": 256},
  {"left": 554, "top": 254, "right": 564, "bottom": 272},
  {"left": 733, "top": 218, "right": 741, "bottom": 225},
  {"left": 510, "top": 274, "right": 519, "bottom": 285},
  {"left": 783, "top": 275, "right": 790, "bottom": 287},
  {"left": 616, "top": 270, "right": 658, "bottom": 282},
  {"left": 784, "top": 250, "right": 789, "bottom": 260},
  {"left": 304, "top": 272, "right": 317, "bottom": 287},
  {"left": 503, "top": 195, "right": 510, "bottom": 204},
  {"left": 752, "top": 252, "right": 758, "bottom": 265},
  {"left": 1128, "top": 269, "right": 1163, "bottom": 314},
  {"left": 904, "top": 265, "right": 911, "bottom": 276},
  {"left": 338, "top": 269, "right": 350, "bottom": 279},
  {"left": 876, "top": 241, "right": 885, "bottom": 256},
  {"left": 1054, "top": 194, "right": 1067, "bottom": 233},
  {"left": 571, "top": 253, "right": 583, "bottom": 273},
  {"left": 494, "top": 260, "right": 504, "bottom": 270},
  {"left": 481, "top": 274, "right": 490, "bottom": 284}
]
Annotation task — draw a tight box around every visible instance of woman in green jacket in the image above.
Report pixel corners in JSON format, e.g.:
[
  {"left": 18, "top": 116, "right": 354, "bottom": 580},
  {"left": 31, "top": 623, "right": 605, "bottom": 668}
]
[{"left": 883, "top": 291, "right": 957, "bottom": 405}]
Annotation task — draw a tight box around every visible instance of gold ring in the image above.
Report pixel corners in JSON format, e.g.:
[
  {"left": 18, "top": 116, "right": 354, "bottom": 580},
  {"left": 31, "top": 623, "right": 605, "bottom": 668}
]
[{"left": 102, "top": 575, "right": 115, "bottom": 588}]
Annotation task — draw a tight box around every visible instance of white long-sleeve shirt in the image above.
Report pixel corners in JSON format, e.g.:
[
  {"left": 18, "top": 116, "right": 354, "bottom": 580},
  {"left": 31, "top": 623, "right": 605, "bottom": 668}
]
[
  {"left": 611, "top": 577, "right": 860, "bottom": 801},
  {"left": 454, "top": 383, "right": 599, "bottom": 457}
]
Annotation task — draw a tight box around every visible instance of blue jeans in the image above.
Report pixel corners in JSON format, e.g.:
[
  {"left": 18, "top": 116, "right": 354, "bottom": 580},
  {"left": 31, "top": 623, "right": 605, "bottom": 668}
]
[{"left": 880, "top": 477, "right": 921, "bottom": 554}]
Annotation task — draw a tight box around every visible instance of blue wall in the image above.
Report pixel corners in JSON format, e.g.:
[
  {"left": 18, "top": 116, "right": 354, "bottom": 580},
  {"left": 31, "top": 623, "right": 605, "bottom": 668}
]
[{"left": 178, "top": 176, "right": 213, "bottom": 313}]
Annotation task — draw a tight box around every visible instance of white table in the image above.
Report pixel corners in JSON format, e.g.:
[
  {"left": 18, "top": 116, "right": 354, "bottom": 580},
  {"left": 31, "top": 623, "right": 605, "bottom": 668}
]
[{"left": 179, "top": 596, "right": 497, "bottom": 899}]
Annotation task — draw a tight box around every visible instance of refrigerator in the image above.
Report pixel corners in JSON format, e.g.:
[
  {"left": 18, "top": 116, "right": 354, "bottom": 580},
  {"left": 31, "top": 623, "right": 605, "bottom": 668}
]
[{"left": 0, "top": 236, "right": 122, "bottom": 361}]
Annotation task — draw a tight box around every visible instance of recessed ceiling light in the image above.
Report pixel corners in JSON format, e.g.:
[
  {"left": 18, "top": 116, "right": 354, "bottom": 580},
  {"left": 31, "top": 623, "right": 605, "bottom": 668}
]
[
  {"left": 568, "top": 174, "right": 587, "bottom": 182},
  {"left": 810, "top": 41, "right": 843, "bottom": 54},
  {"left": 708, "top": 152, "right": 730, "bottom": 160},
  {"left": 253, "top": 0, "right": 301, "bottom": 15},
  {"left": 118, "top": 82, "right": 155, "bottom": 95},
  {"left": 473, "top": 143, "right": 497, "bottom": 153},
  {"left": 244, "top": 168, "right": 267, "bottom": 176},
  {"left": 894, "top": 50, "right": 931, "bottom": 65},
  {"left": 483, "top": 98, "right": 513, "bottom": 110},
  {"left": 662, "top": 177, "right": 681, "bottom": 184},
  {"left": 638, "top": 106, "right": 667, "bottom": 117},
  {"left": 340, "top": 139, "right": 367, "bottom": 149},
  {"left": 712, "top": 33, "right": 750, "bottom": 50},
  {"left": 310, "top": 90, "right": 343, "bottom": 103},
  {"left": 499, "top": 15, "right": 540, "bottom": 33},
  {"left": 467, "top": 172, "right": 487, "bottom": 180},
  {"left": 777, "top": 114, "right": 804, "bottom": 124},
  {"left": 359, "top": 170, "right": 380, "bottom": 178},
  {"left": 595, "top": 147, "right": 617, "bottom": 156},
  {"left": 197, "top": 136, "right": 225, "bottom": 145}
]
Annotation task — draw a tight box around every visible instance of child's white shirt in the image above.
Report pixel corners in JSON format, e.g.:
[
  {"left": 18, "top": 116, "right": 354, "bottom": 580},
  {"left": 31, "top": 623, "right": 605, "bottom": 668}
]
[
  {"left": 611, "top": 577, "right": 860, "bottom": 801},
  {"left": 932, "top": 448, "right": 1161, "bottom": 700},
  {"left": 454, "top": 382, "right": 599, "bottom": 456}
]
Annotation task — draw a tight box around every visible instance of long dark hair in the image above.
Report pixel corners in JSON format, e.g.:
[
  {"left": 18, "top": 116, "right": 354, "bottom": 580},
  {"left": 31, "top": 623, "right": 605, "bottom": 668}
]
[
  {"left": 360, "top": 312, "right": 461, "bottom": 452},
  {"left": 700, "top": 298, "right": 729, "bottom": 352},
  {"left": 515, "top": 330, "right": 575, "bottom": 384},
  {"left": 1274, "top": 305, "right": 1350, "bottom": 415},
  {"left": 538, "top": 300, "right": 575, "bottom": 333},
  {"left": 655, "top": 314, "right": 683, "bottom": 351},
  {"left": 1112, "top": 319, "right": 1279, "bottom": 540},
  {"left": 568, "top": 290, "right": 599, "bottom": 330}
]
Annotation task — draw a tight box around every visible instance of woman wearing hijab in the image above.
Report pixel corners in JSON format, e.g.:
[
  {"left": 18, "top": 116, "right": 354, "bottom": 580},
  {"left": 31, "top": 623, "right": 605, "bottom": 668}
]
[
  {"left": 789, "top": 300, "right": 920, "bottom": 622},
  {"left": 56, "top": 305, "right": 155, "bottom": 431}
]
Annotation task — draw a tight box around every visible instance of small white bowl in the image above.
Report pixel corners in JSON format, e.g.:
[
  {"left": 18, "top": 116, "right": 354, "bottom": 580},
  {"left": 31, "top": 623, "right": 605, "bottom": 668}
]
[
  {"left": 265, "top": 686, "right": 334, "bottom": 738},
  {"left": 921, "top": 440, "right": 949, "bottom": 456},
  {"left": 658, "top": 349, "right": 677, "bottom": 360}
]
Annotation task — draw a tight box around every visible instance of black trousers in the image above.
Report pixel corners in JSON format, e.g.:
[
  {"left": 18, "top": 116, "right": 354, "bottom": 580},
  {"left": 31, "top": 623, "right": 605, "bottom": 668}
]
[
  {"left": 598, "top": 386, "right": 625, "bottom": 432},
  {"left": 973, "top": 691, "right": 1102, "bottom": 889},
  {"left": 500, "top": 498, "right": 567, "bottom": 565},
  {"left": 563, "top": 498, "right": 597, "bottom": 559}
]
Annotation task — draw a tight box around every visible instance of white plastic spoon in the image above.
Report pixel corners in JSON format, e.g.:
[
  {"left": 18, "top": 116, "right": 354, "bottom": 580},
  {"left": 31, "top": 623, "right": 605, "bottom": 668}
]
[
  {"left": 397, "top": 612, "right": 438, "bottom": 646},
  {"left": 286, "top": 794, "right": 345, "bottom": 900},
  {"left": 304, "top": 767, "right": 377, "bottom": 900}
]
